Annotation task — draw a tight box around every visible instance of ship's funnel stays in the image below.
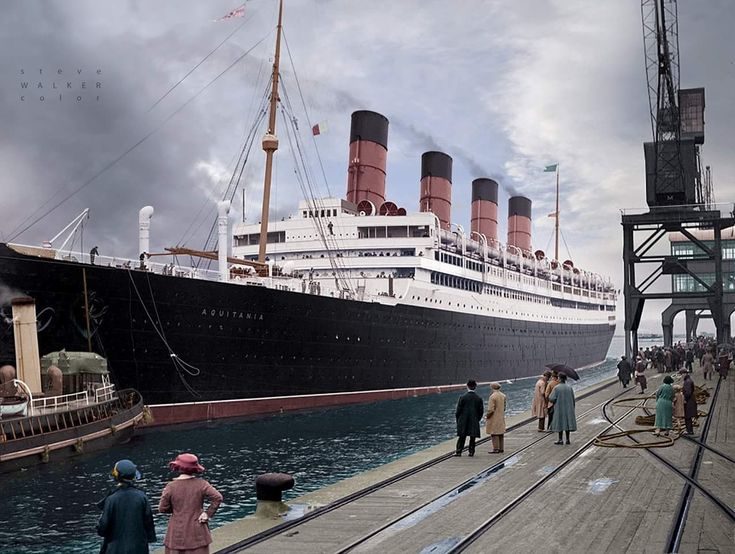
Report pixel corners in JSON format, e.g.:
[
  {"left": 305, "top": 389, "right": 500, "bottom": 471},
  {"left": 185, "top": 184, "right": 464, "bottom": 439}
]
[
  {"left": 346, "top": 111, "right": 389, "bottom": 206},
  {"left": 507, "top": 196, "right": 532, "bottom": 253},
  {"left": 419, "top": 151, "right": 453, "bottom": 230},
  {"left": 471, "top": 178, "right": 499, "bottom": 243}
]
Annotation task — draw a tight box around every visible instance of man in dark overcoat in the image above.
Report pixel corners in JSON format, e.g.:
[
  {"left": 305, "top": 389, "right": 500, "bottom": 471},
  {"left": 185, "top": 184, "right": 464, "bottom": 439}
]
[
  {"left": 616, "top": 355, "right": 632, "bottom": 388},
  {"left": 455, "top": 379, "right": 484, "bottom": 457},
  {"left": 681, "top": 372, "right": 697, "bottom": 435}
]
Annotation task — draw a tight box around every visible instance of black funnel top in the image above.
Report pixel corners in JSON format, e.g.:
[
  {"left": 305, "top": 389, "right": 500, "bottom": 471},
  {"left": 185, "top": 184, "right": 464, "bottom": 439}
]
[
  {"left": 472, "top": 179, "right": 499, "bottom": 203},
  {"left": 350, "top": 111, "right": 389, "bottom": 149},
  {"left": 508, "top": 196, "right": 532, "bottom": 219},
  {"left": 421, "top": 151, "right": 453, "bottom": 182}
]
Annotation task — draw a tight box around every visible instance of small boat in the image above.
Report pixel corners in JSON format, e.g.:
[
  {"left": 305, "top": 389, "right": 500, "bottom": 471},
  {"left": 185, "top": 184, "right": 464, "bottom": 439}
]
[
  {"left": 0, "top": 396, "right": 29, "bottom": 417},
  {"left": 0, "top": 352, "right": 147, "bottom": 474}
]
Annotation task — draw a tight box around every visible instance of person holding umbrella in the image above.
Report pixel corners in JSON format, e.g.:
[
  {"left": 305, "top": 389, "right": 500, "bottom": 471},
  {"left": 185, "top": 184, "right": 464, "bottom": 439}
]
[
  {"left": 544, "top": 371, "right": 560, "bottom": 429},
  {"left": 548, "top": 373, "right": 577, "bottom": 445}
]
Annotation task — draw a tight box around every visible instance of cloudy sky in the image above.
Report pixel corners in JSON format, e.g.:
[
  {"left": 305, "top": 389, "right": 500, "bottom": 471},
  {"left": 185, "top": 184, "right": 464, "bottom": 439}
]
[{"left": 1, "top": 0, "right": 734, "bottom": 332}]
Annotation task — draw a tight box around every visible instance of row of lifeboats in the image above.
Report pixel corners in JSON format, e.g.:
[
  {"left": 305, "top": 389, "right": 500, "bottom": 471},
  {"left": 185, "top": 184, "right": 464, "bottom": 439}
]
[{"left": 438, "top": 228, "right": 612, "bottom": 291}]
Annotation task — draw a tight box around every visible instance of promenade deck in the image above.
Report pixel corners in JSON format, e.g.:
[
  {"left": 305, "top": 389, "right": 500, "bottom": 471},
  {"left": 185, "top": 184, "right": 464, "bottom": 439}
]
[{"left": 209, "top": 371, "right": 734, "bottom": 553}]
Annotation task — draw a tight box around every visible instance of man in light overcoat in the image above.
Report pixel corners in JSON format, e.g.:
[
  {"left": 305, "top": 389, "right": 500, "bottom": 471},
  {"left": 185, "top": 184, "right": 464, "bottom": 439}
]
[
  {"left": 455, "top": 379, "right": 483, "bottom": 457},
  {"left": 486, "top": 382, "right": 507, "bottom": 453}
]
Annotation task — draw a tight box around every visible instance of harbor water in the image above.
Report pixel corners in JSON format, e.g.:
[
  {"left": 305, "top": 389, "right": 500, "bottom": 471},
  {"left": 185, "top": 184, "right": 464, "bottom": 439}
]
[{"left": 0, "top": 336, "right": 638, "bottom": 553}]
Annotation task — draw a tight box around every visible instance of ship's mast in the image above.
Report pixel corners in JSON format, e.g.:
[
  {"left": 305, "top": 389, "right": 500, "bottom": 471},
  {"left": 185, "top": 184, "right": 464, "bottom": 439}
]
[{"left": 258, "top": 0, "right": 284, "bottom": 263}]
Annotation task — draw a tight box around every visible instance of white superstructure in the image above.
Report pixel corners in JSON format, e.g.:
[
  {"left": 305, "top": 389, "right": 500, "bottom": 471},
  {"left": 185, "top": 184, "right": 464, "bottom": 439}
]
[{"left": 232, "top": 198, "right": 617, "bottom": 328}]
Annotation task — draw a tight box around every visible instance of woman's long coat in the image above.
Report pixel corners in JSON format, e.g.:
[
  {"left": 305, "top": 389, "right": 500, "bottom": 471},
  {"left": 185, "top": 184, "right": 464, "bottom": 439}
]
[
  {"left": 159, "top": 477, "right": 223, "bottom": 551},
  {"left": 549, "top": 383, "right": 577, "bottom": 432},
  {"left": 485, "top": 390, "right": 507, "bottom": 435},
  {"left": 531, "top": 378, "right": 547, "bottom": 417},
  {"left": 97, "top": 483, "right": 157, "bottom": 554},
  {"left": 654, "top": 383, "right": 674, "bottom": 429},
  {"left": 455, "top": 390, "right": 483, "bottom": 438}
]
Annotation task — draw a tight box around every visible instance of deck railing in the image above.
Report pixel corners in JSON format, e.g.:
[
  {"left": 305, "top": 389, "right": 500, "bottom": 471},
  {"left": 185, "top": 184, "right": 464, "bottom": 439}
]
[
  {"left": 30, "top": 385, "right": 117, "bottom": 413},
  {"left": 31, "top": 391, "right": 89, "bottom": 412},
  {"left": 94, "top": 384, "right": 116, "bottom": 403}
]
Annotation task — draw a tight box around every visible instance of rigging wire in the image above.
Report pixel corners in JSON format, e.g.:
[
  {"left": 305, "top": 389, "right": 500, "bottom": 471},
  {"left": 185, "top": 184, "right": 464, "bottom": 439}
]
[
  {"left": 9, "top": 18, "right": 256, "bottom": 241},
  {"left": 199, "top": 79, "right": 272, "bottom": 253},
  {"left": 282, "top": 30, "right": 332, "bottom": 197},
  {"left": 146, "top": 14, "right": 255, "bottom": 113},
  {"left": 560, "top": 227, "right": 574, "bottom": 261},
  {"left": 9, "top": 29, "right": 274, "bottom": 243},
  {"left": 277, "top": 103, "right": 354, "bottom": 294}
]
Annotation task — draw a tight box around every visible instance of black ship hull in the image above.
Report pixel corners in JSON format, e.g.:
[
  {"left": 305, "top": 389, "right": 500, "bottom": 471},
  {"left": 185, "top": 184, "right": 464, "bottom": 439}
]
[{"left": 0, "top": 244, "right": 615, "bottom": 424}]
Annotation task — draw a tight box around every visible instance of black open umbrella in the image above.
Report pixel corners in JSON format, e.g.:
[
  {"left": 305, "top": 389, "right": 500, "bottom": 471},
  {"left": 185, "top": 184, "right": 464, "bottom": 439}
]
[{"left": 545, "top": 363, "right": 580, "bottom": 381}]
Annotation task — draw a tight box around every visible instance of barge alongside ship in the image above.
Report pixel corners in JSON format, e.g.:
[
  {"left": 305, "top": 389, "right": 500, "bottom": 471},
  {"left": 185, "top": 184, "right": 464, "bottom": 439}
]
[{"left": 0, "top": 1, "right": 616, "bottom": 425}]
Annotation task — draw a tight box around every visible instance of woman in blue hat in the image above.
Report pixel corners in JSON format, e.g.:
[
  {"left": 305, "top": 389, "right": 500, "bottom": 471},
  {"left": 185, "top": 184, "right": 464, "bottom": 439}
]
[{"left": 97, "top": 459, "right": 157, "bottom": 553}]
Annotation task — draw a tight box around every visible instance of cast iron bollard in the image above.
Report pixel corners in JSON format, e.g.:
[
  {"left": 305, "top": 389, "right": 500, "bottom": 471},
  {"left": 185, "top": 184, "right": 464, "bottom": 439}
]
[{"left": 255, "top": 472, "right": 295, "bottom": 517}]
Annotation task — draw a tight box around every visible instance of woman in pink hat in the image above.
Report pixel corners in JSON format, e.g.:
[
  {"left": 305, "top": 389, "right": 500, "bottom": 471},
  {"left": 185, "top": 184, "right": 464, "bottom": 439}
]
[{"left": 158, "top": 453, "right": 223, "bottom": 554}]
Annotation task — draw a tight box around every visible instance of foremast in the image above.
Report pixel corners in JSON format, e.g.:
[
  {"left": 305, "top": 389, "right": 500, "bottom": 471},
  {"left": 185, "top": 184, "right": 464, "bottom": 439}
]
[{"left": 258, "top": 0, "right": 284, "bottom": 264}]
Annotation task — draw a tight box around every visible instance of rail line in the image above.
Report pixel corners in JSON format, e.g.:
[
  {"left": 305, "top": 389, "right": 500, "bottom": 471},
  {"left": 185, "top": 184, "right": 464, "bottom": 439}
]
[
  {"left": 600, "top": 377, "right": 732, "bottom": 553},
  {"left": 333, "top": 385, "right": 636, "bottom": 553},
  {"left": 445, "top": 391, "right": 644, "bottom": 553},
  {"left": 216, "top": 379, "right": 623, "bottom": 553},
  {"left": 664, "top": 378, "right": 732, "bottom": 553}
]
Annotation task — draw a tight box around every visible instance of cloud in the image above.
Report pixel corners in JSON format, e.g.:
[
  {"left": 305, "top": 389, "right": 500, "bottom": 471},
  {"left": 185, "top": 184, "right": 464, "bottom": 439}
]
[{"left": 1, "top": 0, "right": 733, "bottom": 331}]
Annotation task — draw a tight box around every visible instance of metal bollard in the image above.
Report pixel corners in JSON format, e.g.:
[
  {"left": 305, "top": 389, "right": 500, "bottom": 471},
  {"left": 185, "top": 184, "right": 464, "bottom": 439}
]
[{"left": 254, "top": 472, "right": 295, "bottom": 518}]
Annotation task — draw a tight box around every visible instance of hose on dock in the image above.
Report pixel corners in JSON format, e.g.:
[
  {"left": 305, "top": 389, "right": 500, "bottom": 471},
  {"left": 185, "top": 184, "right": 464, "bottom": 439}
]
[{"left": 594, "top": 384, "right": 711, "bottom": 449}]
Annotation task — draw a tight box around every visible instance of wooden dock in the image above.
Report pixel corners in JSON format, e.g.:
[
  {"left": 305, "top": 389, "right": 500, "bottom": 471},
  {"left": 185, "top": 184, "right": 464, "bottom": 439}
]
[{"left": 209, "top": 372, "right": 734, "bottom": 553}]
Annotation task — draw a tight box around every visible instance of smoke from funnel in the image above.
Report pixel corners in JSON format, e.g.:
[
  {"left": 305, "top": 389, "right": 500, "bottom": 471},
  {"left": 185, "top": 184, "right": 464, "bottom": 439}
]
[{"left": 388, "top": 116, "right": 517, "bottom": 195}]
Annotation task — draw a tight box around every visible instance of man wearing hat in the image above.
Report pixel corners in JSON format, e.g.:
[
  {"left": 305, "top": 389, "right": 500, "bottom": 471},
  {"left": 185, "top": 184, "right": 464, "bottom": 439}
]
[
  {"left": 617, "top": 355, "right": 632, "bottom": 388},
  {"left": 486, "top": 382, "right": 507, "bottom": 453},
  {"left": 454, "top": 379, "right": 483, "bottom": 457},
  {"left": 97, "top": 459, "right": 157, "bottom": 553}
]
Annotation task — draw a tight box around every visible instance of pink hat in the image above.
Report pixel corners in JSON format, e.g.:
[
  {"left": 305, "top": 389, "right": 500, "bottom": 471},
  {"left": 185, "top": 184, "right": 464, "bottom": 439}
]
[{"left": 168, "top": 453, "right": 205, "bottom": 474}]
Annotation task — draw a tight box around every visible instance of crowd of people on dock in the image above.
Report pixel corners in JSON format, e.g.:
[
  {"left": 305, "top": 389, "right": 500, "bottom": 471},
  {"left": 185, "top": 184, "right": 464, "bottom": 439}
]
[
  {"left": 455, "top": 369, "right": 579, "bottom": 457},
  {"left": 455, "top": 335, "right": 732, "bottom": 460},
  {"left": 96, "top": 453, "right": 222, "bottom": 554},
  {"left": 615, "top": 336, "right": 732, "bottom": 438}
]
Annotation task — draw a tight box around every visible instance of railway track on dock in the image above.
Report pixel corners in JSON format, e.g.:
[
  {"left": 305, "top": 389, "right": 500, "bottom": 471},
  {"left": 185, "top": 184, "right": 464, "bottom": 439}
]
[
  {"left": 217, "top": 380, "right": 630, "bottom": 553},
  {"left": 447, "top": 377, "right": 734, "bottom": 554},
  {"left": 597, "top": 377, "right": 734, "bottom": 553},
  {"left": 439, "top": 390, "right": 644, "bottom": 553}
]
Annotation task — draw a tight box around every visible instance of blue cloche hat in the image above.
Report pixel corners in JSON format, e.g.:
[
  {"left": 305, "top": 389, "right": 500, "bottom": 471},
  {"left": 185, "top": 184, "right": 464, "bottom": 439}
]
[{"left": 111, "top": 459, "right": 141, "bottom": 481}]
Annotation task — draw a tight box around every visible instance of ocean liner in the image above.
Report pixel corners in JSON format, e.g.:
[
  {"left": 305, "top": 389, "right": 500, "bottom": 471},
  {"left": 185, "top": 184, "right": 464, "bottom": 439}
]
[{"left": 0, "top": 1, "right": 616, "bottom": 425}]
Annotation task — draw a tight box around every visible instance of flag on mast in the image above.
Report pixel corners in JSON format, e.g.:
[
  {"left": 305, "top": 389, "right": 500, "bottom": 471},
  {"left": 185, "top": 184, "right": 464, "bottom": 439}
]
[
  {"left": 312, "top": 121, "right": 329, "bottom": 136},
  {"left": 544, "top": 163, "right": 558, "bottom": 172},
  {"left": 217, "top": 4, "right": 246, "bottom": 21}
]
